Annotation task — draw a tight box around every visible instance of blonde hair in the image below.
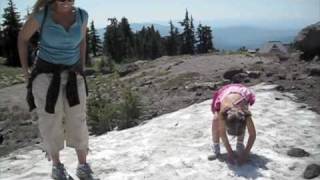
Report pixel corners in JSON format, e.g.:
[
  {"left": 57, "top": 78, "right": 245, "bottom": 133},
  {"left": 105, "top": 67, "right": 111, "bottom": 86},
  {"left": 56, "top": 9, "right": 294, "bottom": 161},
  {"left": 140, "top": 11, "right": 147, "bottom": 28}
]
[{"left": 32, "top": 0, "right": 54, "bottom": 14}]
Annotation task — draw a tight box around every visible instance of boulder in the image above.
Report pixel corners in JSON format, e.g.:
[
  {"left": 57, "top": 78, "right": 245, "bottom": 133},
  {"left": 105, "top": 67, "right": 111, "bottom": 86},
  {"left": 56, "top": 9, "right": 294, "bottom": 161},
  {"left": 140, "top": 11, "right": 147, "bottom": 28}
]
[
  {"left": 117, "top": 63, "right": 139, "bottom": 77},
  {"left": 276, "top": 85, "right": 285, "bottom": 92},
  {"left": 0, "top": 133, "right": 3, "bottom": 145},
  {"left": 294, "top": 22, "right": 320, "bottom": 61},
  {"left": 101, "top": 67, "right": 112, "bottom": 75},
  {"left": 307, "top": 65, "right": 320, "bottom": 76},
  {"left": 287, "top": 148, "right": 310, "bottom": 157},
  {"left": 303, "top": 164, "right": 320, "bottom": 179},
  {"left": 231, "top": 73, "right": 248, "bottom": 83},
  {"left": 223, "top": 68, "right": 244, "bottom": 80},
  {"left": 247, "top": 71, "right": 261, "bottom": 79},
  {"left": 84, "top": 68, "right": 96, "bottom": 76}
]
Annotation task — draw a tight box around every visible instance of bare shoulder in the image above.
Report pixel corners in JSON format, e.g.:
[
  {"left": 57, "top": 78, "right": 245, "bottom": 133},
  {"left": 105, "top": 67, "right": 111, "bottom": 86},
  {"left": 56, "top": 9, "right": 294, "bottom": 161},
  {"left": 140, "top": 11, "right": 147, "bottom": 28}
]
[
  {"left": 19, "top": 16, "right": 40, "bottom": 40},
  {"left": 23, "top": 16, "right": 40, "bottom": 30}
]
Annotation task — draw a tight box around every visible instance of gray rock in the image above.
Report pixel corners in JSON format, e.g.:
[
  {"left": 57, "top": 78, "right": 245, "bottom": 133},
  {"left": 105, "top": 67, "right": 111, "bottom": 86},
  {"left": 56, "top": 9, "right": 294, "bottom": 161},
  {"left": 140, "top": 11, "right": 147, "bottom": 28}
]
[
  {"left": 231, "top": 73, "right": 248, "bottom": 83},
  {"left": 117, "top": 63, "right": 139, "bottom": 77},
  {"left": 294, "top": 22, "right": 320, "bottom": 61},
  {"left": 19, "top": 121, "right": 33, "bottom": 126},
  {"left": 266, "top": 72, "right": 274, "bottom": 77},
  {"left": 276, "top": 85, "right": 285, "bottom": 92},
  {"left": 84, "top": 68, "right": 96, "bottom": 76},
  {"left": 0, "top": 134, "right": 3, "bottom": 145},
  {"left": 247, "top": 71, "right": 261, "bottom": 79},
  {"left": 223, "top": 68, "right": 244, "bottom": 80},
  {"left": 303, "top": 164, "right": 320, "bottom": 179},
  {"left": 101, "top": 67, "right": 112, "bottom": 74},
  {"left": 140, "top": 80, "right": 152, "bottom": 87},
  {"left": 287, "top": 148, "right": 310, "bottom": 157},
  {"left": 308, "top": 65, "right": 320, "bottom": 76},
  {"left": 278, "top": 74, "right": 286, "bottom": 80}
]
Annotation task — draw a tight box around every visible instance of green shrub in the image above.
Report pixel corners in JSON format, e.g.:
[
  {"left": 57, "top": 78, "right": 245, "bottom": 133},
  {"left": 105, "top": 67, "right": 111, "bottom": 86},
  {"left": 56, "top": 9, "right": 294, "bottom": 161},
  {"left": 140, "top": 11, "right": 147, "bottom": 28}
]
[
  {"left": 118, "top": 87, "right": 141, "bottom": 129},
  {"left": 87, "top": 73, "right": 141, "bottom": 135}
]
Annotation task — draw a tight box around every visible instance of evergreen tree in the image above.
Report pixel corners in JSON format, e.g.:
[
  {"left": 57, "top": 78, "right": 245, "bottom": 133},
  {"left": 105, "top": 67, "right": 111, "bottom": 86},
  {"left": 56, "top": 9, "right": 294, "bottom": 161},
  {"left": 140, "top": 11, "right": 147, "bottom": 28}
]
[
  {"left": 133, "top": 25, "right": 162, "bottom": 60},
  {"left": 150, "top": 26, "right": 162, "bottom": 59},
  {"left": 134, "top": 26, "right": 146, "bottom": 59},
  {"left": 189, "top": 16, "right": 196, "bottom": 53},
  {"left": 104, "top": 18, "right": 124, "bottom": 63},
  {"left": 179, "top": 9, "right": 195, "bottom": 55},
  {"left": 85, "top": 27, "right": 91, "bottom": 66},
  {"left": 1, "top": 0, "right": 22, "bottom": 66},
  {"left": 119, "top": 17, "right": 135, "bottom": 59},
  {"left": 197, "top": 24, "right": 214, "bottom": 53},
  {"left": 166, "top": 20, "right": 179, "bottom": 56},
  {"left": 89, "top": 21, "right": 102, "bottom": 57},
  {"left": 203, "top": 25, "right": 214, "bottom": 52},
  {"left": 0, "top": 26, "right": 4, "bottom": 57}
]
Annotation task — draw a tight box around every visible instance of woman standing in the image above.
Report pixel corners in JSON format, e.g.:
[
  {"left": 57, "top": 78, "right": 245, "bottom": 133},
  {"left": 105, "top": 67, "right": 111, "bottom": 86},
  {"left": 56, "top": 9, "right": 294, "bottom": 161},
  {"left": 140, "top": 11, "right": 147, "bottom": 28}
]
[{"left": 18, "top": 0, "right": 98, "bottom": 179}]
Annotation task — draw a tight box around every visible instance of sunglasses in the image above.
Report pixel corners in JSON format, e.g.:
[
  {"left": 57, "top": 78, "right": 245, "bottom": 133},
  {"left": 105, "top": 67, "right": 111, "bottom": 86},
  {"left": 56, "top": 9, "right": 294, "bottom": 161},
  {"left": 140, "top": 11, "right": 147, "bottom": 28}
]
[{"left": 56, "top": 0, "right": 74, "bottom": 2}]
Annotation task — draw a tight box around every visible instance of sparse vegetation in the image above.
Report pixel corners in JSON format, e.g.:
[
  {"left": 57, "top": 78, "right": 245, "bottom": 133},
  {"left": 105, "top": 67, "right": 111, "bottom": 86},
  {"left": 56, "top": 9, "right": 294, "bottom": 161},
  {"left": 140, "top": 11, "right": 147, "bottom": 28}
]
[
  {"left": 0, "top": 62, "right": 24, "bottom": 89},
  {"left": 87, "top": 73, "right": 142, "bottom": 135},
  {"left": 161, "top": 72, "right": 200, "bottom": 89}
]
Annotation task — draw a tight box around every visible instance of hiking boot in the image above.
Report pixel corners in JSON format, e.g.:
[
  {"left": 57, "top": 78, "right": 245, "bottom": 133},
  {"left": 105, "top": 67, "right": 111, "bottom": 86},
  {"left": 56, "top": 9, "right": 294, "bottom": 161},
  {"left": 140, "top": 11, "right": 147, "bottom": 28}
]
[
  {"left": 76, "top": 163, "right": 99, "bottom": 180},
  {"left": 51, "top": 163, "right": 69, "bottom": 180}
]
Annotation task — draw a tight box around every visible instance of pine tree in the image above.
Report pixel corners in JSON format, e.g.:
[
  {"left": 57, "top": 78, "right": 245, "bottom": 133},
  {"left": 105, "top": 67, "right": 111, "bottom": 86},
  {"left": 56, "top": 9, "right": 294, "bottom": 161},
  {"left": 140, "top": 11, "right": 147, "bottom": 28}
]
[
  {"left": 150, "top": 25, "right": 162, "bottom": 59},
  {"left": 179, "top": 9, "right": 195, "bottom": 55},
  {"left": 134, "top": 26, "right": 146, "bottom": 59},
  {"left": 203, "top": 25, "right": 214, "bottom": 52},
  {"left": 0, "top": 26, "right": 4, "bottom": 57},
  {"left": 189, "top": 16, "right": 196, "bottom": 54},
  {"left": 197, "top": 24, "right": 214, "bottom": 54},
  {"left": 166, "top": 20, "right": 179, "bottom": 56},
  {"left": 119, "top": 17, "right": 135, "bottom": 59},
  {"left": 85, "top": 27, "right": 91, "bottom": 66},
  {"left": 104, "top": 18, "right": 125, "bottom": 63},
  {"left": 89, "top": 21, "right": 102, "bottom": 57},
  {"left": 197, "top": 23, "right": 204, "bottom": 53},
  {"left": 1, "top": 0, "right": 22, "bottom": 66}
]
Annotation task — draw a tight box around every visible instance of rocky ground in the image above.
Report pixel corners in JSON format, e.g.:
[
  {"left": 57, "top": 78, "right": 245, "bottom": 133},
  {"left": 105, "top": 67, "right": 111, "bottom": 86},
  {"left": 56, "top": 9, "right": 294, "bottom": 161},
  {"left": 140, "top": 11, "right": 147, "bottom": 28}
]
[
  {"left": 1, "top": 83, "right": 320, "bottom": 179},
  {"left": 0, "top": 52, "right": 319, "bottom": 158}
]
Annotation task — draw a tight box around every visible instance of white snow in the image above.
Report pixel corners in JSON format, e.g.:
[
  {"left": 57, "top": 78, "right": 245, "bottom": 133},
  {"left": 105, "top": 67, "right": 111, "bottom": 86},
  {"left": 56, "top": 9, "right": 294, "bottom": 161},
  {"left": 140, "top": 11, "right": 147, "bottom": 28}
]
[{"left": 0, "top": 83, "right": 320, "bottom": 180}]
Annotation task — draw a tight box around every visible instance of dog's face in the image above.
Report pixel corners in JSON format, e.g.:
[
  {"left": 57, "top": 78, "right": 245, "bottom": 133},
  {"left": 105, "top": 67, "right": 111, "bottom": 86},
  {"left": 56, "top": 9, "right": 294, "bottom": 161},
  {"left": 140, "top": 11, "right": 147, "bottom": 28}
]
[{"left": 222, "top": 107, "right": 251, "bottom": 136}]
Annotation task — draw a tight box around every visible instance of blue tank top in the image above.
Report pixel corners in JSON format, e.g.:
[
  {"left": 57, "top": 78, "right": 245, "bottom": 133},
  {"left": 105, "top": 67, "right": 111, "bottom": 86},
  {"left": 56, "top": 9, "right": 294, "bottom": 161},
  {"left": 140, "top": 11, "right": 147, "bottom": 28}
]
[{"left": 33, "top": 6, "right": 88, "bottom": 65}]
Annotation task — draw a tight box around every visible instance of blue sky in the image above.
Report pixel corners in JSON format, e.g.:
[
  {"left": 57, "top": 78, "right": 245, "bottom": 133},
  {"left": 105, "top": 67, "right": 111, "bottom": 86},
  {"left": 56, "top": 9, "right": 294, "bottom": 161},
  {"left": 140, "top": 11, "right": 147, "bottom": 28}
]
[{"left": 0, "top": 0, "right": 319, "bottom": 28}]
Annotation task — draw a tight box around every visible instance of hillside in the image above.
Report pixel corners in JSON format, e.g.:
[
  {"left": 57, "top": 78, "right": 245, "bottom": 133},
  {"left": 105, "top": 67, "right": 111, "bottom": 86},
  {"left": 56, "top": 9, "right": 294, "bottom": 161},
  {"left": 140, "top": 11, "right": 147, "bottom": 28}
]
[{"left": 0, "top": 83, "right": 319, "bottom": 179}]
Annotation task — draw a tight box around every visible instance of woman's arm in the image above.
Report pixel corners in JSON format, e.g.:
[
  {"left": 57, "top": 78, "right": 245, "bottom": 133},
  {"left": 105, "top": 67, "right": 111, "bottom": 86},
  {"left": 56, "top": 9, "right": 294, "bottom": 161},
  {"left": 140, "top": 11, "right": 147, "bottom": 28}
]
[
  {"left": 18, "top": 16, "right": 40, "bottom": 80},
  {"left": 80, "top": 19, "right": 88, "bottom": 70}
]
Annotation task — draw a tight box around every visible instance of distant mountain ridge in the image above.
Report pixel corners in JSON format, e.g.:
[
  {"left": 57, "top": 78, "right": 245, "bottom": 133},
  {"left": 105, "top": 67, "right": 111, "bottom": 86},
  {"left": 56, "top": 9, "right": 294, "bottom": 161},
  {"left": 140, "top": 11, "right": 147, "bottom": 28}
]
[{"left": 97, "top": 23, "right": 301, "bottom": 50}]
